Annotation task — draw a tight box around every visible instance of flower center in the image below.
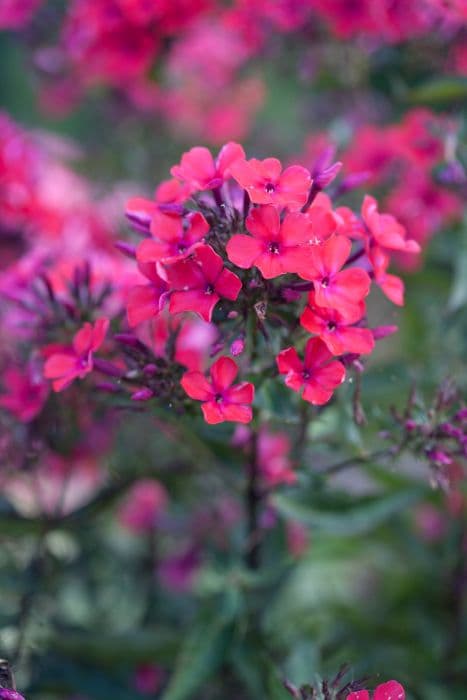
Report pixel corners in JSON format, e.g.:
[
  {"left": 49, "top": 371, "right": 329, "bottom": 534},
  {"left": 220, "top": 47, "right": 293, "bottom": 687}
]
[
  {"left": 327, "top": 321, "right": 336, "bottom": 331},
  {"left": 205, "top": 284, "right": 214, "bottom": 295},
  {"left": 177, "top": 243, "right": 186, "bottom": 253},
  {"left": 303, "top": 370, "right": 311, "bottom": 380},
  {"left": 264, "top": 182, "right": 276, "bottom": 193},
  {"left": 268, "top": 241, "right": 280, "bottom": 254},
  {"left": 321, "top": 276, "right": 330, "bottom": 288},
  {"left": 215, "top": 393, "right": 224, "bottom": 403}
]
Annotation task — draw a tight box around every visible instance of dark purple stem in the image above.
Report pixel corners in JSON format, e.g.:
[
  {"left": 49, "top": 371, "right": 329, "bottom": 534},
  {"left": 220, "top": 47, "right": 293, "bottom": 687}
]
[
  {"left": 345, "top": 245, "right": 366, "bottom": 266},
  {"left": 301, "top": 182, "right": 321, "bottom": 213}
]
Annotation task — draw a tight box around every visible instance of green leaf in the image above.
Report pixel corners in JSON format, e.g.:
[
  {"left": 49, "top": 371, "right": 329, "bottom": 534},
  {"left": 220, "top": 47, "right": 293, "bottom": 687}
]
[
  {"left": 408, "top": 77, "right": 467, "bottom": 105},
  {"left": 273, "top": 488, "right": 424, "bottom": 536},
  {"left": 448, "top": 220, "right": 467, "bottom": 312},
  {"left": 160, "top": 614, "right": 235, "bottom": 700}
]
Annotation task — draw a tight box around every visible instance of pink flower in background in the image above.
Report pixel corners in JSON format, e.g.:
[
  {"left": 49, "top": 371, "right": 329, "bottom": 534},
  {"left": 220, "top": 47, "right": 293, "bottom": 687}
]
[
  {"left": 133, "top": 664, "right": 164, "bottom": 695},
  {"left": 118, "top": 479, "right": 168, "bottom": 534},
  {"left": 0, "top": 364, "right": 49, "bottom": 422},
  {"left": 158, "top": 547, "right": 201, "bottom": 592},
  {"left": 43, "top": 318, "right": 109, "bottom": 391},
  {"left": 0, "top": 0, "right": 41, "bottom": 29},
  {"left": 361, "top": 196, "right": 420, "bottom": 255},
  {"left": 257, "top": 429, "right": 296, "bottom": 486},
  {"left": 3, "top": 451, "right": 104, "bottom": 517},
  {"left": 286, "top": 520, "right": 309, "bottom": 558},
  {"left": 174, "top": 317, "right": 218, "bottom": 371}
]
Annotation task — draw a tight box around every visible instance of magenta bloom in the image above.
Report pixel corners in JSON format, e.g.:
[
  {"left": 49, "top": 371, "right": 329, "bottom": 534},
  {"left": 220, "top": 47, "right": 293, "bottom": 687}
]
[
  {"left": 297, "top": 235, "right": 371, "bottom": 318},
  {"left": 362, "top": 195, "right": 420, "bottom": 254},
  {"left": 230, "top": 157, "right": 311, "bottom": 209},
  {"left": 133, "top": 664, "right": 164, "bottom": 695},
  {"left": 181, "top": 356, "right": 254, "bottom": 424},
  {"left": 227, "top": 205, "right": 334, "bottom": 279},
  {"left": 257, "top": 429, "right": 296, "bottom": 486},
  {"left": 118, "top": 479, "right": 168, "bottom": 534},
  {"left": 43, "top": 318, "right": 109, "bottom": 392},
  {"left": 137, "top": 211, "right": 209, "bottom": 266},
  {"left": 165, "top": 244, "right": 242, "bottom": 322},
  {"left": 0, "top": 365, "right": 49, "bottom": 422},
  {"left": 277, "top": 337, "right": 345, "bottom": 405},
  {"left": 300, "top": 291, "right": 374, "bottom": 356},
  {"left": 127, "top": 261, "right": 169, "bottom": 328},
  {"left": 171, "top": 142, "right": 245, "bottom": 191},
  {"left": 347, "top": 680, "right": 405, "bottom": 700}
]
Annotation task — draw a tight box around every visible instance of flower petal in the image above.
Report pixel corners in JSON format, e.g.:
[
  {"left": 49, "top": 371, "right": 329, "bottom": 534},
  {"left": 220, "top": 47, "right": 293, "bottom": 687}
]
[
  {"left": 226, "top": 381, "right": 254, "bottom": 405},
  {"left": 246, "top": 205, "right": 281, "bottom": 241},
  {"left": 277, "top": 347, "right": 303, "bottom": 375},
  {"left": 210, "top": 356, "right": 238, "bottom": 391},
  {"left": 181, "top": 371, "right": 213, "bottom": 401},
  {"left": 227, "top": 234, "right": 264, "bottom": 269}
]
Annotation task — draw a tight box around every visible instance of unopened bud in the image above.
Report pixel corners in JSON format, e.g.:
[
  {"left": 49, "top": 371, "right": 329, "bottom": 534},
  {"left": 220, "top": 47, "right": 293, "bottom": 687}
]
[
  {"left": 115, "top": 241, "right": 137, "bottom": 258},
  {"left": 230, "top": 337, "right": 245, "bottom": 357},
  {"left": 372, "top": 325, "right": 398, "bottom": 340},
  {"left": 131, "top": 388, "right": 154, "bottom": 401}
]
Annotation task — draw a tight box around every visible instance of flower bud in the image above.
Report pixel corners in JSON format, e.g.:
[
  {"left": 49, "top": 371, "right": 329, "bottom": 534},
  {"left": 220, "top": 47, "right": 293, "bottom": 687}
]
[
  {"left": 115, "top": 240, "right": 137, "bottom": 258},
  {"left": 230, "top": 337, "right": 245, "bottom": 357},
  {"left": 131, "top": 388, "right": 154, "bottom": 401}
]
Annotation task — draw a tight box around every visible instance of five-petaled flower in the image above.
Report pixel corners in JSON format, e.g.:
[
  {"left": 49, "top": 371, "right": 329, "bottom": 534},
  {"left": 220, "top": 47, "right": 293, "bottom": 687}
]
[
  {"left": 227, "top": 205, "right": 336, "bottom": 279},
  {"left": 44, "top": 318, "right": 109, "bottom": 392},
  {"left": 165, "top": 244, "right": 242, "bottom": 322},
  {"left": 346, "top": 679, "right": 405, "bottom": 700},
  {"left": 171, "top": 142, "right": 245, "bottom": 192},
  {"left": 277, "top": 337, "right": 345, "bottom": 405},
  {"left": 137, "top": 210, "right": 210, "bottom": 267},
  {"left": 181, "top": 356, "right": 254, "bottom": 424},
  {"left": 296, "top": 234, "right": 371, "bottom": 318},
  {"left": 230, "top": 157, "right": 312, "bottom": 209},
  {"left": 300, "top": 291, "right": 374, "bottom": 356}
]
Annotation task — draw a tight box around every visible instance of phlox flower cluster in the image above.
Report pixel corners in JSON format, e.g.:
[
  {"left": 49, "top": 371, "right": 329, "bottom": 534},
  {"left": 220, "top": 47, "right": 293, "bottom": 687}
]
[{"left": 98, "top": 140, "right": 421, "bottom": 426}]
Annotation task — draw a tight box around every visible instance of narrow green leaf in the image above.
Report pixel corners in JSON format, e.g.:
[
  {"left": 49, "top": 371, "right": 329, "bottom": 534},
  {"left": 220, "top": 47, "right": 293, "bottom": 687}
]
[
  {"left": 408, "top": 77, "right": 467, "bottom": 105},
  {"left": 273, "top": 488, "right": 424, "bottom": 536},
  {"left": 161, "top": 615, "right": 234, "bottom": 700}
]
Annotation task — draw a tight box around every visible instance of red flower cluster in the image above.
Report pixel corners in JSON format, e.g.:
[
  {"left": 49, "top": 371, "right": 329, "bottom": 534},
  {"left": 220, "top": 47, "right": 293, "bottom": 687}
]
[{"left": 120, "top": 140, "right": 413, "bottom": 422}]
